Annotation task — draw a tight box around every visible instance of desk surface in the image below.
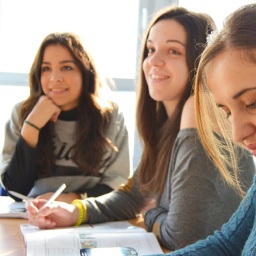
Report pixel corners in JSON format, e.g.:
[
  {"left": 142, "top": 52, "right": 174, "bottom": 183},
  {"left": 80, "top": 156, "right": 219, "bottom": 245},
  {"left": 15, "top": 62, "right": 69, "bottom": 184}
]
[
  {"left": 0, "top": 198, "right": 170, "bottom": 256},
  {"left": 0, "top": 218, "right": 28, "bottom": 256}
]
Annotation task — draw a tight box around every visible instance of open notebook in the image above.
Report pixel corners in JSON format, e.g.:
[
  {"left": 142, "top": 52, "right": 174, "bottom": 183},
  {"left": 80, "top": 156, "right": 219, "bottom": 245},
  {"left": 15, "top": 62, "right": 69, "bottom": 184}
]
[{"left": 20, "top": 220, "right": 163, "bottom": 256}]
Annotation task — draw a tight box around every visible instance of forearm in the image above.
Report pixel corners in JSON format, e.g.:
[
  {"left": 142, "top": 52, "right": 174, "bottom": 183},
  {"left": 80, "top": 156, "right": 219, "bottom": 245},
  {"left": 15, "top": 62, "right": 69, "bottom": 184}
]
[
  {"left": 85, "top": 189, "right": 145, "bottom": 223},
  {"left": 84, "top": 174, "right": 148, "bottom": 224},
  {"left": 3, "top": 136, "right": 38, "bottom": 198}
]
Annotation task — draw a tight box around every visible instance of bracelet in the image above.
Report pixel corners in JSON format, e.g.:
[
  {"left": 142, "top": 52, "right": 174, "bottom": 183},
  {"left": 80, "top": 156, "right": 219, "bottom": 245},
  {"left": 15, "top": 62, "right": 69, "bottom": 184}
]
[
  {"left": 71, "top": 199, "right": 87, "bottom": 226},
  {"left": 24, "top": 120, "right": 40, "bottom": 131}
]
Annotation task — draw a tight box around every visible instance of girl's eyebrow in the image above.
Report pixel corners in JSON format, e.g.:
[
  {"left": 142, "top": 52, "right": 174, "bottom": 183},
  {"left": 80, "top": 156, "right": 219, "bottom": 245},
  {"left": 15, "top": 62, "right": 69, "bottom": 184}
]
[
  {"left": 41, "top": 60, "right": 75, "bottom": 65},
  {"left": 146, "top": 39, "right": 185, "bottom": 46},
  {"left": 233, "top": 87, "right": 256, "bottom": 99},
  {"left": 216, "top": 87, "right": 256, "bottom": 108}
]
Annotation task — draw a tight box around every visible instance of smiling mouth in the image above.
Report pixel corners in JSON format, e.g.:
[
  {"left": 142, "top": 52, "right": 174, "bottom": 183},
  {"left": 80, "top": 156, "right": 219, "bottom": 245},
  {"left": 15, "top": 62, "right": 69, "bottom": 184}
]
[
  {"left": 150, "top": 74, "right": 169, "bottom": 80},
  {"left": 51, "top": 88, "right": 68, "bottom": 93}
]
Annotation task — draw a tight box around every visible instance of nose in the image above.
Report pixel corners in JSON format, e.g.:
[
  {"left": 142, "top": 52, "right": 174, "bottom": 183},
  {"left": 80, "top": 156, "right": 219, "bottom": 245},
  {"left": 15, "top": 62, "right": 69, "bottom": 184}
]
[
  {"left": 231, "top": 113, "right": 255, "bottom": 143},
  {"left": 148, "top": 51, "right": 165, "bottom": 67},
  {"left": 50, "top": 71, "right": 63, "bottom": 83}
]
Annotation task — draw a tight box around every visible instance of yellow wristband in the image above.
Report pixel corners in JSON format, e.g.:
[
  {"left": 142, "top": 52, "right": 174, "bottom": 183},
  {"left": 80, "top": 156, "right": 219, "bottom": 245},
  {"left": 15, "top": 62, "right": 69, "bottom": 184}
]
[{"left": 71, "top": 199, "right": 87, "bottom": 226}]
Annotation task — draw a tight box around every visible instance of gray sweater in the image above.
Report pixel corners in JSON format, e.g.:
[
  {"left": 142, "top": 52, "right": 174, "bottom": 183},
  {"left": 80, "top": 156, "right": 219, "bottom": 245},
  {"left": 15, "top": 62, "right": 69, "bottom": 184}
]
[
  {"left": 83, "top": 129, "right": 255, "bottom": 251},
  {"left": 0, "top": 101, "right": 130, "bottom": 199}
]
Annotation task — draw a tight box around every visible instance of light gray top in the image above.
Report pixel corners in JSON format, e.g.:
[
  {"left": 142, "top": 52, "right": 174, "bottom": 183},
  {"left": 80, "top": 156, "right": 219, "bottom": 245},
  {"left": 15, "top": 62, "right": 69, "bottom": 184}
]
[
  {"left": 84, "top": 128, "right": 255, "bottom": 251},
  {"left": 1, "top": 101, "right": 130, "bottom": 198}
]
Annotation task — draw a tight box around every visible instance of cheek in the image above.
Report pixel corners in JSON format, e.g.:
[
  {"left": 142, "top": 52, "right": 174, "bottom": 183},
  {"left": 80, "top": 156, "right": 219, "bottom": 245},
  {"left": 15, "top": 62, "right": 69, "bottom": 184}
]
[
  {"left": 180, "top": 62, "right": 190, "bottom": 78},
  {"left": 174, "top": 63, "right": 189, "bottom": 88},
  {"left": 142, "top": 59, "right": 148, "bottom": 76},
  {"left": 182, "top": 66, "right": 189, "bottom": 83},
  {"left": 40, "top": 76, "right": 48, "bottom": 93},
  {"left": 73, "top": 78, "right": 83, "bottom": 95}
]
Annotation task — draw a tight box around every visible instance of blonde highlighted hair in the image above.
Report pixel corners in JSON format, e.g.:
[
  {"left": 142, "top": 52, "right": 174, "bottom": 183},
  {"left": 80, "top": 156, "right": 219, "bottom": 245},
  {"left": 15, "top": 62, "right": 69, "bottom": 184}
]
[{"left": 194, "top": 4, "right": 256, "bottom": 196}]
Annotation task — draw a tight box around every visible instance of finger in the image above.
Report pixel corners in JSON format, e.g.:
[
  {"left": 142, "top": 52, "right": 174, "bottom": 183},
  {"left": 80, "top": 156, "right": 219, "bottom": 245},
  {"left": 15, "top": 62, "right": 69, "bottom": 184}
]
[
  {"left": 50, "top": 110, "right": 61, "bottom": 122},
  {"left": 26, "top": 199, "right": 48, "bottom": 210},
  {"left": 29, "top": 217, "right": 56, "bottom": 229},
  {"left": 25, "top": 200, "right": 40, "bottom": 215}
]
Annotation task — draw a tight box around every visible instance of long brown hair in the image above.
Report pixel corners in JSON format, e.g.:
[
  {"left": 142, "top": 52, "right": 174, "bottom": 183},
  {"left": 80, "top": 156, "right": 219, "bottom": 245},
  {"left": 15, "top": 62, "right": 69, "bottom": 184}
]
[
  {"left": 195, "top": 4, "right": 256, "bottom": 196},
  {"left": 20, "top": 32, "right": 115, "bottom": 177},
  {"left": 136, "top": 6, "right": 216, "bottom": 196}
]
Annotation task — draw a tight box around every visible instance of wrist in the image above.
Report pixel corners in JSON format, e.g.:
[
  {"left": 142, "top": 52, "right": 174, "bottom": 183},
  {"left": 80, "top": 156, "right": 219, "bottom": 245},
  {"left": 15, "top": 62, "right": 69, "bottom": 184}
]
[
  {"left": 71, "top": 199, "right": 88, "bottom": 226},
  {"left": 24, "top": 120, "right": 41, "bottom": 131}
]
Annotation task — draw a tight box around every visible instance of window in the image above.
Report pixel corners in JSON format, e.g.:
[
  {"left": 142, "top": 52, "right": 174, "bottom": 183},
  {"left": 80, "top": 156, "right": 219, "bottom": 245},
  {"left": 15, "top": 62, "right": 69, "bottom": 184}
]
[{"left": 0, "top": 0, "right": 139, "bottom": 88}]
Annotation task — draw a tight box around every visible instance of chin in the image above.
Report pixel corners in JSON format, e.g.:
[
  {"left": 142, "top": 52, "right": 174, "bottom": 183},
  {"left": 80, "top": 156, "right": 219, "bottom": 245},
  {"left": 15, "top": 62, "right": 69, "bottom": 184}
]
[{"left": 150, "top": 96, "right": 164, "bottom": 102}]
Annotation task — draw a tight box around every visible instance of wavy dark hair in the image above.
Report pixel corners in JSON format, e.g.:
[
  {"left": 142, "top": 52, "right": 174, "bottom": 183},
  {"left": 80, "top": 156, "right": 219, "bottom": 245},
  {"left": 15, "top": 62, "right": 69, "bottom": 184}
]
[
  {"left": 19, "top": 32, "right": 115, "bottom": 177},
  {"left": 136, "top": 6, "right": 216, "bottom": 196}
]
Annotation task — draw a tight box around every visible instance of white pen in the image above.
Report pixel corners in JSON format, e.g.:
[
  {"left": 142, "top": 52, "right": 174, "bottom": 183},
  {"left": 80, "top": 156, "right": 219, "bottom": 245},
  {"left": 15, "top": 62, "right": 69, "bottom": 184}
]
[
  {"left": 9, "top": 184, "right": 66, "bottom": 219},
  {"left": 40, "top": 183, "right": 66, "bottom": 209},
  {"left": 32, "top": 183, "right": 66, "bottom": 219},
  {"left": 9, "top": 183, "right": 66, "bottom": 208}
]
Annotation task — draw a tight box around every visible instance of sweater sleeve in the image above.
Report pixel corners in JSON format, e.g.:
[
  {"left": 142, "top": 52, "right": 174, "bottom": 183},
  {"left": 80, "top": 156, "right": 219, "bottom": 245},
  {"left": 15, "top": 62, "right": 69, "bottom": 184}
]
[
  {"left": 84, "top": 184, "right": 113, "bottom": 197},
  {"left": 144, "top": 129, "right": 254, "bottom": 251},
  {"left": 84, "top": 169, "right": 150, "bottom": 223},
  {"left": 0, "top": 103, "right": 38, "bottom": 200},
  {"left": 98, "top": 102, "right": 130, "bottom": 189},
  {"left": 148, "top": 176, "right": 256, "bottom": 256}
]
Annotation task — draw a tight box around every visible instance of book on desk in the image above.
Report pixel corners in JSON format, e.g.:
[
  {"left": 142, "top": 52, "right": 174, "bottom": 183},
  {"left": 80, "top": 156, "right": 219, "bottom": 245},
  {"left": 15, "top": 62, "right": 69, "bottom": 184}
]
[
  {"left": 0, "top": 196, "right": 163, "bottom": 255},
  {"left": 80, "top": 246, "right": 139, "bottom": 255},
  {"left": 20, "top": 220, "right": 163, "bottom": 256},
  {"left": 0, "top": 196, "right": 27, "bottom": 218}
]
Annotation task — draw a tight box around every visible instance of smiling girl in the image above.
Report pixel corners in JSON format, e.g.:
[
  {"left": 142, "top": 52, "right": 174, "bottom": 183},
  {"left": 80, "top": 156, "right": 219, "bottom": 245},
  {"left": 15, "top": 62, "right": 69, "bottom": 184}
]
[{"left": 0, "top": 32, "right": 130, "bottom": 204}]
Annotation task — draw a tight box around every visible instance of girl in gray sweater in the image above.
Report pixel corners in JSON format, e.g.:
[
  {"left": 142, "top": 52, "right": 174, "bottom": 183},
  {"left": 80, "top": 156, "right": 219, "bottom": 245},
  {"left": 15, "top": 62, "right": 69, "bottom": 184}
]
[{"left": 0, "top": 32, "right": 130, "bottom": 203}]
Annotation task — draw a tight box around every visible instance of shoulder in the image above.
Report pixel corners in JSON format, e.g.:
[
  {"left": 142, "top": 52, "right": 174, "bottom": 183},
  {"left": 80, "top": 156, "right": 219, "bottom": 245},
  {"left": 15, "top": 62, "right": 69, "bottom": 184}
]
[
  {"left": 107, "top": 100, "right": 125, "bottom": 122},
  {"left": 108, "top": 100, "right": 119, "bottom": 113},
  {"left": 12, "top": 101, "right": 24, "bottom": 113},
  {"left": 104, "top": 100, "right": 127, "bottom": 135},
  {"left": 180, "top": 96, "right": 197, "bottom": 130},
  {"left": 9, "top": 101, "right": 24, "bottom": 124}
]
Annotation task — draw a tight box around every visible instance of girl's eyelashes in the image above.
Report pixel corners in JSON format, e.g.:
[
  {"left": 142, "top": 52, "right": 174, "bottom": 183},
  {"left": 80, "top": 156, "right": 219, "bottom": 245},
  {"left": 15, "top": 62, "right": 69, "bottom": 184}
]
[
  {"left": 147, "top": 48, "right": 181, "bottom": 56},
  {"left": 41, "top": 66, "right": 50, "bottom": 72},
  {"left": 146, "top": 47, "right": 154, "bottom": 56},
  {"left": 41, "top": 65, "right": 73, "bottom": 72},
  {"left": 246, "top": 102, "right": 256, "bottom": 110},
  {"left": 222, "top": 101, "right": 256, "bottom": 119},
  {"left": 62, "top": 65, "right": 73, "bottom": 71},
  {"left": 169, "top": 49, "right": 181, "bottom": 55}
]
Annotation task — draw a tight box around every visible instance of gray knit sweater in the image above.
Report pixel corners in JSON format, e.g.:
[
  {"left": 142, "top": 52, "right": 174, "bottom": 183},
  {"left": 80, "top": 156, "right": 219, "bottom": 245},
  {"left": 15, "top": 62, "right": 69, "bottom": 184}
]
[
  {"left": 0, "top": 101, "right": 130, "bottom": 199},
  {"left": 83, "top": 129, "right": 255, "bottom": 251}
]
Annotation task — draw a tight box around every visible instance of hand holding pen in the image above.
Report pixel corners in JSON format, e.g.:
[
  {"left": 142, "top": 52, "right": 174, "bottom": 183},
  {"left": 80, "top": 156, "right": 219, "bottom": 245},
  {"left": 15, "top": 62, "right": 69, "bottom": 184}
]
[
  {"left": 17, "top": 184, "right": 81, "bottom": 229},
  {"left": 9, "top": 184, "right": 67, "bottom": 220}
]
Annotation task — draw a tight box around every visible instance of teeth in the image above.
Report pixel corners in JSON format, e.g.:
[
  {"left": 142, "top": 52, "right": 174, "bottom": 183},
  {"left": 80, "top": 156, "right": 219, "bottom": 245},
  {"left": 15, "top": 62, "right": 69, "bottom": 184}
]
[
  {"left": 150, "top": 74, "right": 167, "bottom": 79},
  {"left": 52, "top": 88, "right": 65, "bottom": 92}
]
